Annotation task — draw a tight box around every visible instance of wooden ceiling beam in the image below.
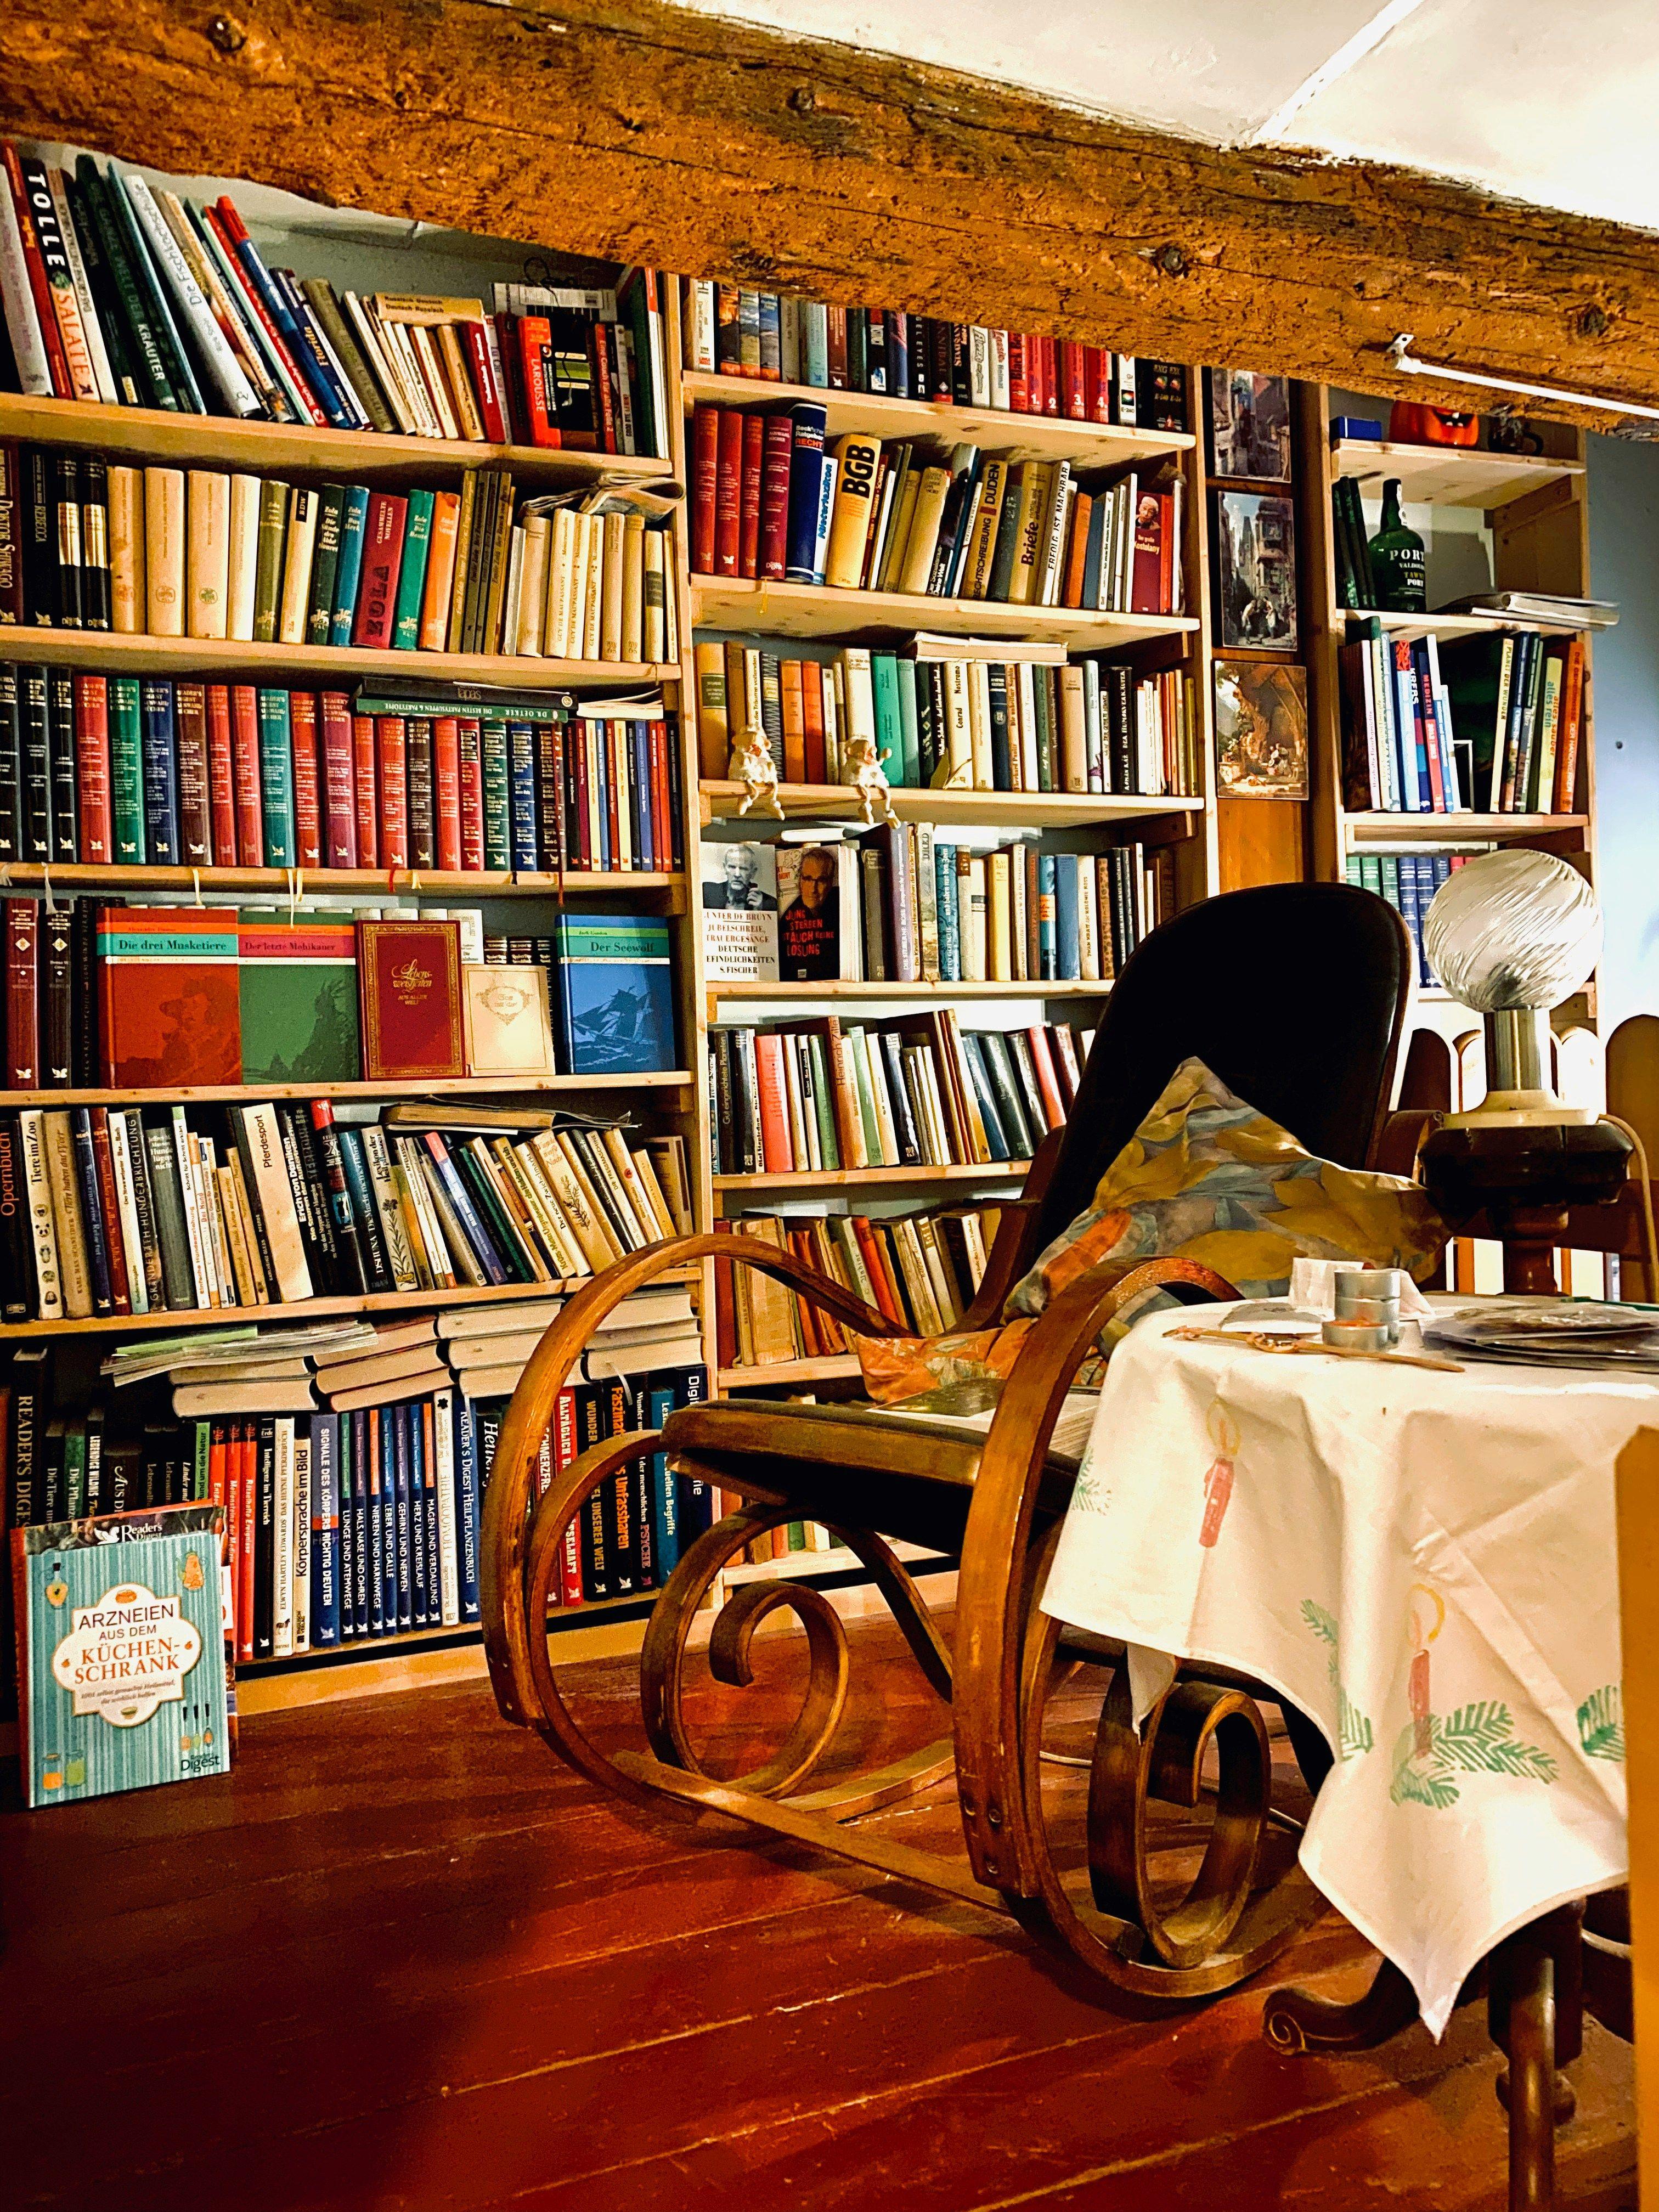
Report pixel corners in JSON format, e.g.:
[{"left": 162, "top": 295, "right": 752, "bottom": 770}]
[{"left": 4, "top": 0, "right": 1658, "bottom": 427}]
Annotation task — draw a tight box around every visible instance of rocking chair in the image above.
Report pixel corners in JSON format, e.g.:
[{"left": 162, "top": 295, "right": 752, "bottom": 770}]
[{"left": 481, "top": 882, "right": 1413, "bottom": 2000}]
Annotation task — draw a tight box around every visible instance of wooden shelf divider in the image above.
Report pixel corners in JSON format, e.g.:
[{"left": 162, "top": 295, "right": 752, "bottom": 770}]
[
  {"left": 692, "top": 575, "right": 1197, "bottom": 650},
  {"left": 699, "top": 781, "right": 1201, "bottom": 831}
]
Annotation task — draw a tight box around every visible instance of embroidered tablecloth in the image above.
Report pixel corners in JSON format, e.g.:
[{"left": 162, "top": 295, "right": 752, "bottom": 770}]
[{"left": 1039, "top": 1300, "right": 1643, "bottom": 2036}]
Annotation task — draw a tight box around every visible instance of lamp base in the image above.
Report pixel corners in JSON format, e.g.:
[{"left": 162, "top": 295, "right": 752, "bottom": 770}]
[
  {"left": 1419, "top": 1118, "right": 1632, "bottom": 1296},
  {"left": 1442, "top": 1090, "right": 1598, "bottom": 1131}
]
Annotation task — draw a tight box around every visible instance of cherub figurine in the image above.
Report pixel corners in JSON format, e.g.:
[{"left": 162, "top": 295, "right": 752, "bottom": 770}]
[
  {"left": 729, "top": 720, "right": 784, "bottom": 819},
  {"left": 840, "top": 724, "right": 898, "bottom": 827}
]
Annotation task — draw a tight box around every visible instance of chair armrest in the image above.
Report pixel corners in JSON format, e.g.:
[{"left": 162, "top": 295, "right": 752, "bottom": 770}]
[
  {"left": 958, "top": 1127, "right": 1067, "bottom": 1329},
  {"left": 481, "top": 1232, "right": 904, "bottom": 1727},
  {"left": 1374, "top": 1108, "right": 1439, "bottom": 1180}
]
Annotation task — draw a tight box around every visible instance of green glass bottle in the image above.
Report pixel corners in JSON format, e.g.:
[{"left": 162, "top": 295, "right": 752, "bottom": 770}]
[{"left": 1368, "top": 479, "right": 1426, "bottom": 612}]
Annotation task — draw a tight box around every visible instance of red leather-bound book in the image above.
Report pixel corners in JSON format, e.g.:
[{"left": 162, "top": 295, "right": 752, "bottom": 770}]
[
  {"left": 1130, "top": 493, "right": 1164, "bottom": 617},
  {"left": 432, "top": 715, "right": 462, "bottom": 872},
  {"left": 173, "top": 679, "right": 213, "bottom": 867},
  {"left": 5, "top": 898, "right": 38, "bottom": 1088},
  {"left": 1059, "top": 341, "right": 1087, "bottom": 422},
  {"left": 758, "top": 414, "right": 794, "bottom": 583},
  {"left": 516, "top": 315, "right": 558, "bottom": 447},
  {"left": 319, "top": 690, "right": 357, "bottom": 868},
  {"left": 1007, "top": 332, "right": 1030, "bottom": 415},
  {"left": 1158, "top": 492, "right": 1177, "bottom": 617},
  {"left": 690, "top": 405, "right": 719, "bottom": 575},
  {"left": 461, "top": 319, "right": 508, "bottom": 443},
  {"left": 1042, "top": 336, "right": 1062, "bottom": 417},
  {"left": 356, "top": 918, "right": 465, "bottom": 1080},
  {"left": 205, "top": 684, "right": 238, "bottom": 865},
  {"left": 457, "top": 720, "right": 485, "bottom": 871},
  {"left": 802, "top": 661, "right": 827, "bottom": 784},
  {"left": 89, "top": 1107, "right": 131, "bottom": 1316},
  {"left": 351, "top": 494, "right": 407, "bottom": 648},
  {"left": 351, "top": 714, "right": 379, "bottom": 869},
  {"left": 714, "top": 409, "right": 744, "bottom": 578},
  {"left": 1084, "top": 346, "right": 1111, "bottom": 426},
  {"left": 72, "top": 674, "right": 112, "bottom": 865},
  {"left": 376, "top": 716, "right": 409, "bottom": 869},
  {"left": 564, "top": 722, "right": 589, "bottom": 870},
  {"left": 288, "top": 690, "right": 324, "bottom": 866},
  {"left": 738, "top": 411, "right": 764, "bottom": 580},
  {"left": 230, "top": 685, "right": 264, "bottom": 870}
]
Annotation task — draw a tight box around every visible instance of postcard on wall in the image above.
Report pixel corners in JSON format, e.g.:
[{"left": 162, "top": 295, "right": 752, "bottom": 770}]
[
  {"left": 1207, "top": 370, "right": 1293, "bottom": 481},
  {"left": 700, "top": 839, "right": 780, "bottom": 982},
  {"left": 1212, "top": 490, "right": 1299, "bottom": 653},
  {"left": 1214, "top": 659, "right": 1310, "bottom": 800}
]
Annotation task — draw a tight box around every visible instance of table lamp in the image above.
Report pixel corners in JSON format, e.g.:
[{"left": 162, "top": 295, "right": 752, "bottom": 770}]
[{"left": 1417, "top": 849, "right": 1630, "bottom": 1293}]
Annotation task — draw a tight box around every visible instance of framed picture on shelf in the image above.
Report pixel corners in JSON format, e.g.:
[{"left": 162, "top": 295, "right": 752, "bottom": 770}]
[
  {"left": 1206, "top": 370, "right": 1293, "bottom": 481},
  {"left": 1212, "top": 490, "right": 1299, "bottom": 653},
  {"left": 1214, "top": 659, "right": 1310, "bottom": 800}
]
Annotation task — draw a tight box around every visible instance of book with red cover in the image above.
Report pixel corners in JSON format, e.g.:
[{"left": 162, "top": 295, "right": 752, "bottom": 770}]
[
  {"left": 173, "top": 679, "right": 213, "bottom": 866},
  {"left": 1555, "top": 637, "right": 1587, "bottom": 812},
  {"left": 88, "top": 1107, "right": 131, "bottom": 1316},
  {"left": 738, "top": 411, "right": 764, "bottom": 582},
  {"left": 713, "top": 409, "right": 743, "bottom": 578},
  {"left": 457, "top": 721, "right": 485, "bottom": 871},
  {"left": 205, "top": 684, "right": 237, "bottom": 865},
  {"left": 493, "top": 313, "right": 529, "bottom": 444},
  {"left": 376, "top": 717, "right": 409, "bottom": 869},
  {"left": 432, "top": 716, "right": 462, "bottom": 872},
  {"left": 289, "top": 690, "right": 324, "bottom": 867},
  {"left": 564, "top": 723, "right": 589, "bottom": 870},
  {"left": 237, "top": 1424, "right": 257, "bottom": 1661},
  {"left": 6, "top": 898, "right": 38, "bottom": 1087},
  {"left": 357, "top": 919, "right": 464, "bottom": 1080},
  {"left": 319, "top": 691, "right": 357, "bottom": 868},
  {"left": 1130, "top": 492, "right": 1164, "bottom": 616},
  {"left": 1084, "top": 346, "right": 1111, "bottom": 426},
  {"left": 801, "top": 661, "right": 827, "bottom": 784},
  {"left": 690, "top": 405, "right": 719, "bottom": 575},
  {"left": 516, "top": 317, "right": 558, "bottom": 449},
  {"left": 1007, "top": 332, "right": 1030, "bottom": 415},
  {"left": 351, "top": 494, "right": 407, "bottom": 648},
  {"left": 589, "top": 324, "right": 617, "bottom": 455},
  {"left": 758, "top": 414, "right": 793, "bottom": 583},
  {"left": 352, "top": 714, "right": 379, "bottom": 868},
  {"left": 1040, "top": 335, "right": 1061, "bottom": 416},
  {"left": 73, "top": 673, "right": 112, "bottom": 865},
  {"left": 95, "top": 907, "right": 241, "bottom": 1087},
  {"left": 461, "top": 320, "right": 507, "bottom": 444},
  {"left": 1059, "top": 341, "right": 1086, "bottom": 421},
  {"left": 229, "top": 685, "right": 264, "bottom": 870}
]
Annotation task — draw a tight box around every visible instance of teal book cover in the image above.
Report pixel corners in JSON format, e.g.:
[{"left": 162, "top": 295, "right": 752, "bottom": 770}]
[
  {"left": 15, "top": 1504, "right": 229, "bottom": 1809},
  {"left": 391, "top": 488, "right": 435, "bottom": 652},
  {"left": 870, "top": 653, "right": 904, "bottom": 783},
  {"left": 109, "top": 675, "right": 146, "bottom": 864},
  {"left": 554, "top": 914, "right": 675, "bottom": 1075},
  {"left": 256, "top": 689, "right": 296, "bottom": 866},
  {"left": 237, "top": 911, "right": 361, "bottom": 1082}
]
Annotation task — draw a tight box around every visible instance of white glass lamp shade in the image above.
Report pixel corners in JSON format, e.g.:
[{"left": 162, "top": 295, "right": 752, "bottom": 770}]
[{"left": 1423, "top": 848, "right": 1602, "bottom": 1014}]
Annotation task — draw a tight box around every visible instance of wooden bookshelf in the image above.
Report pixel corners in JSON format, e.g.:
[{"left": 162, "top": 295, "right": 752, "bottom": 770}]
[
  {"left": 14, "top": 624, "right": 678, "bottom": 689},
  {"left": 682, "top": 370, "right": 1194, "bottom": 465},
  {"left": 1328, "top": 438, "right": 1583, "bottom": 513},
  {"left": 709, "top": 977, "right": 1112, "bottom": 1002},
  {"left": 691, "top": 575, "right": 1198, "bottom": 651},
  {"left": 719, "top": 1352, "right": 862, "bottom": 1390},
  {"left": 3, "top": 1070, "right": 692, "bottom": 1108},
  {"left": 1340, "top": 607, "right": 1586, "bottom": 641},
  {"left": 0, "top": 391, "right": 677, "bottom": 489},
  {"left": 713, "top": 1159, "right": 1030, "bottom": 1192},
  {"left": 1344, "top": 811, "right": 1588, "bottom": 845},
  {"left": 699, "top": 781, "right": 1202, "bottom": 831}
]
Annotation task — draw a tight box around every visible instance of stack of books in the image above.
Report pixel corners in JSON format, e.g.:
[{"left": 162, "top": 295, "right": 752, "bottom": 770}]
[
  {"left": 681, "top": 281, "right": 1187, "bottom": 431},
  {"left": 689, "top": 404, "right": 1184, "bottom": 613},
  {"left": 1343, "top": 852, "right": 1463, "bottom": 988},
  {"left": 0, "top": 1098, "right": 693, "bottom": 1322},
  {"left": 0, "top": 447, "right": 676, "bottom": 664},
  {"left": 0, "top": 668, "right": 680, "bottom": 872},
  {"left": 0, "top": 143, "right": 668, "bottom": 454},
  {"left": 709, "top": 1014, "right": 1089, "bottom": 1177},
  {"left": 695, "top": 637, "right": 1197, "bottom": 799},
  {"left": 717, "top": 1202, "right": 1003, "bottom": 1364}
]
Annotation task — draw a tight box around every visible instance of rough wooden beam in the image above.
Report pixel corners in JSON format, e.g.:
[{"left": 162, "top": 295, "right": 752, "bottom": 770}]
[{"left": 4, "top": 0, "right": 1658, "bottom": 426}]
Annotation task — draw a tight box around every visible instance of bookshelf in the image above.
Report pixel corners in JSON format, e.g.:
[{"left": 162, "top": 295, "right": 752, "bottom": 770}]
[
  {"left": 12, "top": 625, "right": 680, "bottom": 687},
  {"left": 690, "top": 577, "right": 1197, "bottom": 652}
]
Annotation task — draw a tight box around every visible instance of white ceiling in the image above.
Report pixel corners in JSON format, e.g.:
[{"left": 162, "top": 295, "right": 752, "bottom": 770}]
[{"left": 669, "top": 0, "right": 1659, "bottom": 234}]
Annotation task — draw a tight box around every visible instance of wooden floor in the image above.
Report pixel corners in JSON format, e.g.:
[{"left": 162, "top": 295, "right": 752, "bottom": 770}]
[{"left": 0, "top": 1604, "right": 1637, "bottom": 2211}]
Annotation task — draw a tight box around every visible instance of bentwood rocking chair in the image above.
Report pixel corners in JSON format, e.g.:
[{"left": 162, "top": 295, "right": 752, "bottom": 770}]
[{"left": 480, "top": 882, "right": 1416, "bottom": 2002}]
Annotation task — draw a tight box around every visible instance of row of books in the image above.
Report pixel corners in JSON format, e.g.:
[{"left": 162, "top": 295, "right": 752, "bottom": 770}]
[
  {"left": 709, "top": 1014, "right": 1092, "bottom": 1178},
  {"left": 0, "top": 145, "right": 669, "bottom": 453},
  {"left": 0, "top": 1098, "right": 695, "bottom": 1322},
  {"left": 0, "top": 445, "right": 676, "bottom": 666},
  {"left": 716, "top": 1205, "right": 1005, "bottom": 1369},
  {"left": 0, "top": 665, "right": 683, "bottom": 874},
  {"left": 691, "top": 404, "right": 1183, "bottom": 615},
  {"left": 681, "top": 281, "right": 1188, "bottom": 431},
  {"left": 695, "top": 637, "right": 1198, "bottom": 800},
  {"left": 704, "top": 831, "right": 1160, "bottom": 990},
  {"left": 1344, "top": 852, "right": 1463, "bottom": 991},
  {"left": 1339, "top": 622, "right": 1585, "bottom": 817}
]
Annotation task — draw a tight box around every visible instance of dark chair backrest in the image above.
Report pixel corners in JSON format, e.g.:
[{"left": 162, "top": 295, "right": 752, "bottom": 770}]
[{"left": 1033, "top": 882, "right": 1413, "bottom": 1252}]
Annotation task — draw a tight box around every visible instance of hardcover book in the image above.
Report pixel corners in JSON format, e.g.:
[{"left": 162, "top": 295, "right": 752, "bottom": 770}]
[
  {"left": 554, "top": 913, "right": 675, "bottom": 1076},
  {"left": 238, "top": 912, "right": 361, "bottom": 1082},
  {"left": 776, "top": 843, "right": 843, "bottom": 983},
  {"left": 357, "top": 919, "right": 465, "bottom": 1080},
  {"left": 701, "top": 839, "right": 778, "bottom": 982},
  {"left": 13, "top": 1503, "right": 230, "bottom": 1809},
  {"left": 95, "top": 907, "right": 241, "bottom": 1088},
  {"left": 462, "top": 962, "right": 556, "bottom": 1076}
]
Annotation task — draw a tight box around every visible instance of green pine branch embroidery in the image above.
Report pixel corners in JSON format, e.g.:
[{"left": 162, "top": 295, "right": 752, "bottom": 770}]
[
  {"left": 1390, "top": 1702, "right": 1557, "bottom": 1808},
  {"left": 1577, "top": 1685, "right": 1625, "bottom": 1763},
  {"left": 1300, "top": 1600, "right": 1372, "bottom": 1759},
  {"left": 1301, "top": 1599, "right": 1338, "bottom": 1650}
]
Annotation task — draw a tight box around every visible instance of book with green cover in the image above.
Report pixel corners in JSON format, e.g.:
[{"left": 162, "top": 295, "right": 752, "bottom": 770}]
[
  {"left": 392, "top": 489, "right": 435, "bottom": 651},
  {"left": 237, "top": 912, "right": 360, "bottom": 1083},
  {"left": 252, "top": 480, "right": 290, "bottom": 644},
  {"left": 870, "top": 652, "right": 905, "bottom": 784},
  {"left": 306, "top": 485, "right": 347, "bottom": 646},
  {"left": 72, "top": 159, "right": 177, "bottom": 410},
  {"left": 14, "top": 1503, "right": 230, "bottom": 1809},
  {"left": 256, "top": 689, "right": 296, "bottom": 866},
  {"left": 109, "top": 675, "right": 145, "bottom": 864}
]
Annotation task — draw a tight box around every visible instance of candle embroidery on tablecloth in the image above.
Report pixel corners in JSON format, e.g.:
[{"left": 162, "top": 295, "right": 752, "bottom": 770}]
[
  {"left": 1390, "top": 1583, "right": 1557, "bottom": 1808},
  {"left": 1199, "top": 1403, "right": 1240, "bottom": 1547}
]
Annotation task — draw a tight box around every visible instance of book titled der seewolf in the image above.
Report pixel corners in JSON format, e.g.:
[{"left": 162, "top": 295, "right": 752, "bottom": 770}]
[{"left": 553, "top": 913, "right": 674, "bottom": 1075}]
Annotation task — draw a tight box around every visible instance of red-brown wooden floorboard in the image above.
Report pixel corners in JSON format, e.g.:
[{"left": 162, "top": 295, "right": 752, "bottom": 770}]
[{"left": 0, "top": 1607, "right": 1635, "bottom": 2211}]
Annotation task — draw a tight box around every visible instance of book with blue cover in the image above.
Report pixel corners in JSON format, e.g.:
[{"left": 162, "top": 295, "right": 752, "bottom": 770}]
[{"left": 554, "top": 913, "right": 675, "bottom": 1075}]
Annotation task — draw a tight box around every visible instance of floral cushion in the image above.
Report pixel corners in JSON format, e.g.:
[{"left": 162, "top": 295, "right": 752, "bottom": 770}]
[{"left": 851, "top": 1056, "right": 1444, "bottom": 1405}]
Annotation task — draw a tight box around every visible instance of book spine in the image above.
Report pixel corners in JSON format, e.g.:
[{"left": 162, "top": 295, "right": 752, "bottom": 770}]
[
  {"left": 289, "top": 690, "right": 323, "bottom": 867},
  {"left": 72, "top": 673, "right": 112, "bottom": 865},
  {"left": 109, "top": 680, "right": 146, "bottom": 860}
]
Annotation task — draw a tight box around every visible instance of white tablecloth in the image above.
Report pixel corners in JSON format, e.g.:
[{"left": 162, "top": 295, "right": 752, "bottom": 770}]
[{"left": 1040, "top": 1300, "right": 1644, "bottom": 2036}]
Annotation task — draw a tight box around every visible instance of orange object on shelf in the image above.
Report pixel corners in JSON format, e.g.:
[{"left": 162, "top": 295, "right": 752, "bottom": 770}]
[{"left": 1389, "top": 400, "right": 1480, "bottom": 447}]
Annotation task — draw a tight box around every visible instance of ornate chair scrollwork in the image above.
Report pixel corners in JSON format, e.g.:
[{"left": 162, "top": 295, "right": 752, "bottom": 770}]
[{"left": 482, "top": 884, "right": 1413, "bottom": 2001}]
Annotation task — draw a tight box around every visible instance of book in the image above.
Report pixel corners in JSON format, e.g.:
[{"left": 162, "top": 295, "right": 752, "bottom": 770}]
[
  {"left": 357, "top": 918, "right": 465, "bottom": 1080},
  {"left": 701, "top": 839, "right": 779, "bottom": 981},
  {"left": 552, "top": 913, "right": 675, "bottom": 1076}
]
